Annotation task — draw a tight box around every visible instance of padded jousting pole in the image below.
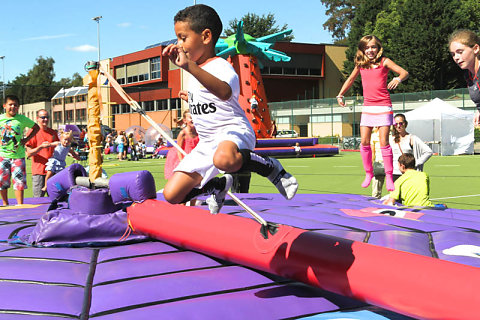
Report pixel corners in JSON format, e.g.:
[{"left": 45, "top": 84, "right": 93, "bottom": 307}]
[
  {"left": 100, "top": 66, "right": 277, "bottom": 238},
  {"left": 128, "top": 199, "right": 480, "bottom": 320},
  {"left": 83, "top": 61, "right": 104, "bottom": 182}
]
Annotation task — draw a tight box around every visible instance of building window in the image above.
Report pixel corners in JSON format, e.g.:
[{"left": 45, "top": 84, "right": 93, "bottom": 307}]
[
  {"left": 144, "top": 100, "right": 155, "bottom": 111},
  {"left": 151, "top": 57, "right": 161, "bottom": 79},
  {"left": 115, "top": 65, "right": 126, "bottom": 85},
  {"left": 66, "top": 97, "right": 74, "bottom": 104},
  {"left": 76, "top": 108, "right": 86, "bottom": 121},
  {"left": 121, "top": 104, "right": 131, "bottom": 113},
  {"left": 157, "top": 99, "right": 168, "bottom": 110},
  {"left": 126, "top": 60, "right": 149, "bottom": 84},
  {"left": 112, "top": 104, "right": 120, "bottom": 115},
  {"left": 310, "top": 114, "right": 342, "bottom": 123},
  {"left": 76, "top": 95, "right": 86, "bottom": 102},
  {"left": 277, "top": 116, "right": 290, "bottom": 124},
  {"left": 65, "top": 110, "right": 74, "bottom": 121},
  {"left": 270, "top": 67, "right": 282, "bottom": 75},
  {"left": 170, "top": 98, "right": 181, "bottom": 110},
  {"left": 54, "top": 111, "right": 62, "bottom": 122}
]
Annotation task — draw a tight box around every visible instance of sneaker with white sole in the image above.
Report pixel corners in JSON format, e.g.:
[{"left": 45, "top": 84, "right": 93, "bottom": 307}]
[
  {"left": 206, "top": 174, "right": 233, "bottom": 214},
  {"left": 267, "top": 157, "right": 298, "bottom": 200}
]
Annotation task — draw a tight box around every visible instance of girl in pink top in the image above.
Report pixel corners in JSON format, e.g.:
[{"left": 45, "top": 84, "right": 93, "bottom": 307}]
[
  {"left": 164, "top": 110, "right": 199, "bottom": 180},
  {"left": 337, "top": 35, "right": 408, "bottom": 191}
]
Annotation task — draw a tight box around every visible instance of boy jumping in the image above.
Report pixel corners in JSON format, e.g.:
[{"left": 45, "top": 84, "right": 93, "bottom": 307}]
[{"left": 162, "top": 4, "right": 298, "bottom": 213}]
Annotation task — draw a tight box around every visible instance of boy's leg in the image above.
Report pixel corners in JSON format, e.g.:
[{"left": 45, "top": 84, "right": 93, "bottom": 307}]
[
  {"left": 0, "top": 189, "right": 8, "bottom": 206},
  {"left": 12, "top": 158, "right": 27, "bottom": 205},
  {"left": 212, "top": 141, "right": 298, "bottom": 200},
  {"left": 163, "top": 171, "right": 203, "bottom": 204},
  {"left": 15, "top": 190, "right": 24, "bottom": 206},
  {"left": 233, "top": 148, "right": 298, "bottom": 200},
  {"left": 205, "top": 174, "right": 233, "bottom": 214},
  {"left": 0, "top": 157, "right": 12, "bottom": 205},
  {"left": 164, "top": 170, "right": 232, "bottom": 214}
]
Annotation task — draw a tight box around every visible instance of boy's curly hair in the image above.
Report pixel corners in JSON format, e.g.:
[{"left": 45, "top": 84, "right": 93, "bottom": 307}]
[{"left": 174, "top": 4, "right": 222, "bottom": 45}]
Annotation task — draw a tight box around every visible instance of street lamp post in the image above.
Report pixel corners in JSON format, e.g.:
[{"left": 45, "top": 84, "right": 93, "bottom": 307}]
[
  {"left": 0, "top": 56, "right": 4, "bottom": 102},
  {"left": 92, "top": 16, "right": 102, "bottom": 63}
]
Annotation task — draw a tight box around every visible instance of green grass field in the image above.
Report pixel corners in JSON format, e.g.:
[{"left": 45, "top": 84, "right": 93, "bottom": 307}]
[{"left": 12, "top": 152, "right": 480, "bottom": 210}]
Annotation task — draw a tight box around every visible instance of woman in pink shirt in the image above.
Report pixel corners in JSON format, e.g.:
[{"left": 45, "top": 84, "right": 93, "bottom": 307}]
[{"left": 337, "top": 35, "right": 408, "bottom": 191}]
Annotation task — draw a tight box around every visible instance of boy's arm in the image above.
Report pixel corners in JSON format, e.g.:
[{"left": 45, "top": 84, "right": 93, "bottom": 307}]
[
  {"left": 20, "top": 124, "right": 40, "bottom": 146},
  {"left": 163, "top": 44, "right": 232, "bottom": 100},
  {"left": 383, "top": 179, "right": 401, "bottom": 205}
]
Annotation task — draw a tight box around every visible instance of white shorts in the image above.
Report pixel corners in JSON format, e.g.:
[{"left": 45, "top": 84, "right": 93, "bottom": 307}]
[{"left": 174, "top": 126, "right": 255, "bottom": 188}]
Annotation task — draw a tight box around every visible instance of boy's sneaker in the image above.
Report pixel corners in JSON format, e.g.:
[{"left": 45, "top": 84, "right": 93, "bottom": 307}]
[
  {"left": 206, "top": 174, "right": 233, "bottom": 214},
  {"left": 267, "top": 158, "right": 298, "bottom": 200}
]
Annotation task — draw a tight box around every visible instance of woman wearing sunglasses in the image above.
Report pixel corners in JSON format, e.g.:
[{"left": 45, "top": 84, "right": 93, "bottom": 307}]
[{"left": 390, "top": 114, "right": 433, "bottom": 182}]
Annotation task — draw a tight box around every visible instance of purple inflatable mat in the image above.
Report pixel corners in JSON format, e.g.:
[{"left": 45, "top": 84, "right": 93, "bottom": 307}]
[{"left": 3, "top": 192, "right": 478, "bottom": 319}]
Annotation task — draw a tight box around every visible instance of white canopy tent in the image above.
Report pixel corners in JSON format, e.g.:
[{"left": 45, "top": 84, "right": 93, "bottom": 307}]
[{"left": 404, "top": 98, "right": 474, "bottom": 156}]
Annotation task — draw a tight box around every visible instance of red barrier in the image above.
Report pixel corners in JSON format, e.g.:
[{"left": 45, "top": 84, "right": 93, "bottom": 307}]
[{"left": 128, "top": 199, "right": 480, "bottom": 319}]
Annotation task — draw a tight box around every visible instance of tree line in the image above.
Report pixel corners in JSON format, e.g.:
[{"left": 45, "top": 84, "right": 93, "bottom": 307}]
[
  {"left": 3, "top": 56, "right": 82, "bottom": 104},
  {"left": 6, "top": 4, "right": 480, "bottom": 105}
]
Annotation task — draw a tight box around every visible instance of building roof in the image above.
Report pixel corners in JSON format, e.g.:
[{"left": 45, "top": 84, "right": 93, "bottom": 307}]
[
  {"left": 51, "top": 86, "right": 87, "bottom": 100},
  {"left": 145, "top": 39, "right": 177, "bottom": 50}
]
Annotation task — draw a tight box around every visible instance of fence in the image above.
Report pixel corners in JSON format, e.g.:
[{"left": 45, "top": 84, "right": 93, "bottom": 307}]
[{"left": 269, "top": 88, "right": 476, "bottom": 146}]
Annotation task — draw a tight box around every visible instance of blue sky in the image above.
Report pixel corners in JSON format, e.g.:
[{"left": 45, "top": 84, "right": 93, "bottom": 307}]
[{"left": 0, "top": 0, "right": 333, "bottom": 83}]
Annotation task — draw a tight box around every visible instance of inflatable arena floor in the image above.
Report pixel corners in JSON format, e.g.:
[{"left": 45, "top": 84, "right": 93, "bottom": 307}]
[{"left": 1, "top": 192, "right": 479, "bottom": 319}]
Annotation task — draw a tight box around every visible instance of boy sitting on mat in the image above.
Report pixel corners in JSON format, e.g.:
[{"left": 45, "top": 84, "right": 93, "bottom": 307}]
[
  {"left": 383, "top": 153, "right": 433, "bottom": 207},
  {"left": 162, "top": 4, "right": 298, "bottom": 213}
]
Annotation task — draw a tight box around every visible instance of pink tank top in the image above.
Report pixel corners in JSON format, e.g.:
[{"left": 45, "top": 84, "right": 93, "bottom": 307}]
[{"left": 360, "top": 60, "right": 392, "bottom": 106}]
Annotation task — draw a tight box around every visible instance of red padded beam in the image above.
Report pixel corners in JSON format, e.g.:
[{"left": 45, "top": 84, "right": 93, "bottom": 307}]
[{"left": 128, "top": 199, "right": 480, "bottom": 319}]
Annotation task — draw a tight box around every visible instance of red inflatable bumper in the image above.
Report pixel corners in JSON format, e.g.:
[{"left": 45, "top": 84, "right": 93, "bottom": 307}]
[{"left": 128, "top": 199, "right": 480, "bottom": 319}]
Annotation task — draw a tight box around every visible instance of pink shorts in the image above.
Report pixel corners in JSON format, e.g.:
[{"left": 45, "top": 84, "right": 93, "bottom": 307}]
[
  {"left": 0, "top": 157, "right": 27, "bottom": 190},
  {"left": 360, "top": 105, "right": 394, "bottom": 127}
]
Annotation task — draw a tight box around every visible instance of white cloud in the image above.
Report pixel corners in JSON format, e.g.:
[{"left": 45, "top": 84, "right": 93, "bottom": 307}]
[
  {"left": 22, "top": 34, "right": 74, "bottom": 41},
  {"left": 66, "top": 44, "right": 97, "bottom": 52},
  {"left": 117, "top": 22, "right": 132, "bottom": 28}
]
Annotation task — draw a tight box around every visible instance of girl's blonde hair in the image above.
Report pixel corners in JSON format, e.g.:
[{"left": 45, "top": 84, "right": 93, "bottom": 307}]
[
  {"left": 355, "top": 35, "right": 384, "bottom": 68},
  {"left": 449, "top": 30, "right": 480, "bottom": 49},
  {"left": 60, "top": 130, "right": 74, "bottom": 142}
]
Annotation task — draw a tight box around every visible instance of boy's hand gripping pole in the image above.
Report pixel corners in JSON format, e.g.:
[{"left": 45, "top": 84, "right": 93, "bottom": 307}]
[{"left": 100, "top": 67, "right": 277, "bottom": 238}]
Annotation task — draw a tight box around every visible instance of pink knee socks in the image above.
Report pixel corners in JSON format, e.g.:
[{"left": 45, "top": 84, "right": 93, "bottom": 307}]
[
  {"left": 360, "top": 144, "right": 374, "bottom": 188},
  {"left": 381, "top": 145, "right": 395, "bottom": 191}
]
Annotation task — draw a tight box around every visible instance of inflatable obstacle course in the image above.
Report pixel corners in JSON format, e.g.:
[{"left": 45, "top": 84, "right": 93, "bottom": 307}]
[
  {"left": 155, "top": 137, "right": 339, "bottom": 158},
  {"left": 1, "top": 163, "right": 479, "bottom": 318}
]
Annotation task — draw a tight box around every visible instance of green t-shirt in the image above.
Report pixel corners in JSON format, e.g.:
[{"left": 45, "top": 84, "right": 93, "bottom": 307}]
[
  {"left": 0, "top": 114, "right": 36, "bottom": 159},
  {"left": 389, "top": 170, "right": 433, "bottom": 207}
]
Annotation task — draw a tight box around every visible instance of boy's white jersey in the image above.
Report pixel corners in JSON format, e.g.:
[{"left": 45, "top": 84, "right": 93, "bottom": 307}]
[{"left": 186, "top": 57, "right": 254, "bottom": 143}]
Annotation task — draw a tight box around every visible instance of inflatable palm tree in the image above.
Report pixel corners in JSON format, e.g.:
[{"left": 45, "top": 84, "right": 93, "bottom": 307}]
[{"left": 216, "top": 21, "right": 292, "bottom": 138}]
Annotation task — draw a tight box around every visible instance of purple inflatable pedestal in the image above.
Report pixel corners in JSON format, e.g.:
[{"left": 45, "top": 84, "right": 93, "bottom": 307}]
[
  {"left": 109, "top": 170, "right": 156, "bottom": 204},
  {"left": 47, "top": 163, "right": 87, "bottom": 201},
  {"left": 69, "top": 186, "right": 116, "bottom": 215}
]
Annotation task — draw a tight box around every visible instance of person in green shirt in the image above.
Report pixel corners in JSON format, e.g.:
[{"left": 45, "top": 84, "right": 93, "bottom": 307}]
[
  {"left": 0, "top": 95, "right": 39, "bottom": 206},
  {"left": 383, "top": 153, "right": 433, "bottom": 207}
]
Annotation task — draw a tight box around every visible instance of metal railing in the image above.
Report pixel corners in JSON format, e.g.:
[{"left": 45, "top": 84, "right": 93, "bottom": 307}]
[{"left": 269, "top": 88, "right": 476, "bottom": 146}]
